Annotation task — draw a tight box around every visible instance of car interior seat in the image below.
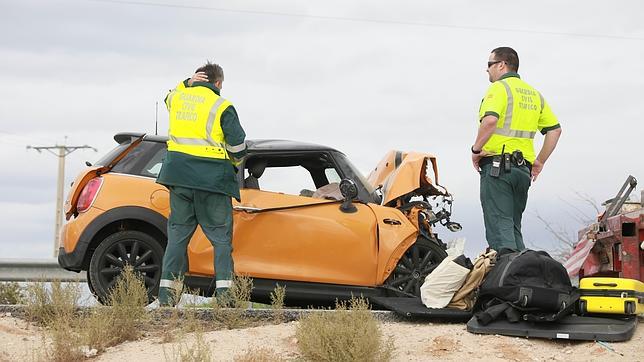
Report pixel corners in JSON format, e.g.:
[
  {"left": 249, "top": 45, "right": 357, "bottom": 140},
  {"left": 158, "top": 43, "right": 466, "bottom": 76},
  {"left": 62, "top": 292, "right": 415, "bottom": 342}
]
[{"left": 244, "top": 159, "right": 267, "bottom": 189}]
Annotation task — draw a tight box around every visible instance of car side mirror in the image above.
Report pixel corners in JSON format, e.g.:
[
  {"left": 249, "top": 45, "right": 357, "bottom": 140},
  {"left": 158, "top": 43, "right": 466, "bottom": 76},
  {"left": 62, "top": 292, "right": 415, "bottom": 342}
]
[{"left": 339, "top": 179, "right": 358, "bottom": 213}]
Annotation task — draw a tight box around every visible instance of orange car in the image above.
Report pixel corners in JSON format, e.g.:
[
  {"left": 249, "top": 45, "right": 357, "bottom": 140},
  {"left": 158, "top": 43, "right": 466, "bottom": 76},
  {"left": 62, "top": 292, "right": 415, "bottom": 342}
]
[{"left": 58, "top": 132, "right": 461, "bottom": 305}]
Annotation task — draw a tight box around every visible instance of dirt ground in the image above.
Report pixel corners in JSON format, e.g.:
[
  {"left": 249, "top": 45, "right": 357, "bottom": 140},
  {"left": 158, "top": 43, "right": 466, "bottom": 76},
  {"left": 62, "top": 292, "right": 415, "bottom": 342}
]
[{"left": 0, "top": 313, "right": 642, "bottom": 361}]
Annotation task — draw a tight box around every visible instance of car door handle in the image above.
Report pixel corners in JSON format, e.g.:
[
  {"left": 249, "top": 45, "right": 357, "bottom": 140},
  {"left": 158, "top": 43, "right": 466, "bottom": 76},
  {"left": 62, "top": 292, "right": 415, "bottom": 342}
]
[
  {"left": 383, "top": 218, "right": 401, "bottom": 225},
  {"left": 234, "top": 205, "right": 262, "bottom": 213}
]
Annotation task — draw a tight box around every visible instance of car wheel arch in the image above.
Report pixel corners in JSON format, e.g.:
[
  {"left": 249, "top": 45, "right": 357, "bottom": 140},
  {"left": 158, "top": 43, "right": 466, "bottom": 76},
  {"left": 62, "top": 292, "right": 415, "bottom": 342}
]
[
  {"left": 380, "top": 236, "right": 448, "bottom": 297},
  {"left": 78, "top": 206, "right": 167, "bottom": 270}
]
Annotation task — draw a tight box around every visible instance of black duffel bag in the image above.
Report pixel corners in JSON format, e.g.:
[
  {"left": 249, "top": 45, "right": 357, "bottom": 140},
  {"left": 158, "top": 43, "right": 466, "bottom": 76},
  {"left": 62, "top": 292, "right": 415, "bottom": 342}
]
[{"left": 474, "top": 249, "right": 578, "bottom": 325}]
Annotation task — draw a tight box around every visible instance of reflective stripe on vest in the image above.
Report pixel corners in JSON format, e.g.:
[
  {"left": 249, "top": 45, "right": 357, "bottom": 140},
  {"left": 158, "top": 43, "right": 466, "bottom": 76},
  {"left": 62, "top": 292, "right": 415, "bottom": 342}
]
[
  {"left": 205, "top": 97, "right": 227, "bottom": 148},
  {"left": 226, "top": 142, "right": 246, "bottom": 153},
  {"left": 494, "top": 80, "right": 537, "bottom": 139}
]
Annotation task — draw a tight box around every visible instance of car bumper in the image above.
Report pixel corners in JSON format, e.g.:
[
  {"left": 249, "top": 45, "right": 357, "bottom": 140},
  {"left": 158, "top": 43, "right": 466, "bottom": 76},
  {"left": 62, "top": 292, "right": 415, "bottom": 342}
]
[
  {"left": 57, "top": 207, "right": 104, "bottom": 271},
  {"left": 57, "top": 246, "right": 85, "bottom": 272}
]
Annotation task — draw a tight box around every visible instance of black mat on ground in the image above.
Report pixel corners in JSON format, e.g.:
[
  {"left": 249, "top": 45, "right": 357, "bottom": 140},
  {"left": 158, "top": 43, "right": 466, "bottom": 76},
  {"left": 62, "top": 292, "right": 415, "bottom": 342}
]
[
  {"left": 467, "top": 315, "right": 638, "bottom": 342},
  {"left": 370, "top": 297, "right": 472, "bottom": 321}
]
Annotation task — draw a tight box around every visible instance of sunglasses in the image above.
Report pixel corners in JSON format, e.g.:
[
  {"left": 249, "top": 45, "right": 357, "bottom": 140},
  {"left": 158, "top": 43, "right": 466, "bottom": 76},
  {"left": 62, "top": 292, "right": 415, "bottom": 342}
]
[{"left": 487, "top": 60, "right": 503, "bottom": 68}]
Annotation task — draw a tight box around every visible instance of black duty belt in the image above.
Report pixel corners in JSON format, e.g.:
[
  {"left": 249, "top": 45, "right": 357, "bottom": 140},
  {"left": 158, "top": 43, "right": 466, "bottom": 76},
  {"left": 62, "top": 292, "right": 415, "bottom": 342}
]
[{"left": 480, "top": 155, "right": 532, "bottom": 173}]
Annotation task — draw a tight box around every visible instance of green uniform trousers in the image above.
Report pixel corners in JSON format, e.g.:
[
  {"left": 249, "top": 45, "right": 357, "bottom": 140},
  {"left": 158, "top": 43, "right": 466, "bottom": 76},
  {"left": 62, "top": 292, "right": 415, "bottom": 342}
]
[
  {"left": 479, "top": 162, "right": 531, "bottom": 252},
  {"left": 159, "top": 186, "right": 233, "bottom": 305}
]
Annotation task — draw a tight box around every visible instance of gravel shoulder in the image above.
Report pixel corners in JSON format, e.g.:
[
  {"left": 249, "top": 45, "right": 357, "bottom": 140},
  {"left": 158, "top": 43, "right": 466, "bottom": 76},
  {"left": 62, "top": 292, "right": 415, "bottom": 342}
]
[{"left": 1, "top": 314, "right": 642, "bottom": 361}]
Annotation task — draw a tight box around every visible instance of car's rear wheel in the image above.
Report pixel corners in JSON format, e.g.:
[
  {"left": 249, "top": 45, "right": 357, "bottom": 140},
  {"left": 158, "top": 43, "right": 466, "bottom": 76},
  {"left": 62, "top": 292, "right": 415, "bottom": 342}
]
[
  {"left": 88, "top": 230, "right": 164, "bottom": 304},
  {"left": 383, "top": 237, "right": 447, "bottom": 298}
]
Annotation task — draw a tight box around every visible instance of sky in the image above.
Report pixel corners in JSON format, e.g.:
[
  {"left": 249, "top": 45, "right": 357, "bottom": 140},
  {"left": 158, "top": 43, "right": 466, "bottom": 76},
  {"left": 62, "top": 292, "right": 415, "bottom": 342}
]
[{"left": 0, "top": 0, "right": 642, "bottom": 260}]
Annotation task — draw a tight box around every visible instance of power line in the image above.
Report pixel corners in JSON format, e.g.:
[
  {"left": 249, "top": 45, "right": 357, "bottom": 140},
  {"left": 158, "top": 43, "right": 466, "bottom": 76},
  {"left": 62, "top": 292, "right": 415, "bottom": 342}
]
[{"left": 87, "top": 0, "right": 644, "bottom": 41}]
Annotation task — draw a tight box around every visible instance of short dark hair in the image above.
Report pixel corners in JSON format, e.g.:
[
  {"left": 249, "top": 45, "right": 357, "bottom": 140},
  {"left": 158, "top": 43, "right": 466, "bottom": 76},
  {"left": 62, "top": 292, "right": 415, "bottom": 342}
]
[
  {"left": 491, "top": 47, "right": 519, "bottom": 72},
  {"left": 196, "top": 61, "right": 224, "bottom": 83}
]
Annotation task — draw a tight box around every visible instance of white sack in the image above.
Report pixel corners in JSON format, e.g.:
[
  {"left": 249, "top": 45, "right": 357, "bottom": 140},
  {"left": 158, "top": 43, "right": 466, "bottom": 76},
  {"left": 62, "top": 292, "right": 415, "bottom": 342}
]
[{"left": 420, "top": 251, "right": 470, "bottom": 308}]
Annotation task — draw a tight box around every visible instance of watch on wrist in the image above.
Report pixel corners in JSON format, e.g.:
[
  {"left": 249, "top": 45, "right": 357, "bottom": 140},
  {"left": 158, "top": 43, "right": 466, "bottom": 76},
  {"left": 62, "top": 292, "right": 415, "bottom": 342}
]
[{"left": 471, "top": 146, "right": 482, "bottom": 154}]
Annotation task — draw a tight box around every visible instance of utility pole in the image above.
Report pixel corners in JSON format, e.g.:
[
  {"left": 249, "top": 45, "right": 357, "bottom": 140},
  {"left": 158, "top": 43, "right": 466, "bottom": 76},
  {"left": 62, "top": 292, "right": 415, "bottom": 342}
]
[{"left": 27, "top": 141, "right": 97, "bottom": 257}]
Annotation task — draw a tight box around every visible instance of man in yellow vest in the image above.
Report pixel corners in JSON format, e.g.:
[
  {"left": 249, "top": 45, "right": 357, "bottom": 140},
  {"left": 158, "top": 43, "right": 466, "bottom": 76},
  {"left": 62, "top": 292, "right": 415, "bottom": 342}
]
[
  {"left": 471, "top": 47, "right": 562, "bottom": 252},
  {"left": 156, "top": 61, "right": 247, "bottom": 306}
]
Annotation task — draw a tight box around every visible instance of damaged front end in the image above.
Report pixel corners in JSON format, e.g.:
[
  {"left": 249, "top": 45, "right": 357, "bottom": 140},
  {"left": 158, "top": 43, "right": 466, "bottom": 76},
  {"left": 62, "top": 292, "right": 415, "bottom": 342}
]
[{"left": 367, "top": 150, "right": 461, "bottom": 245}]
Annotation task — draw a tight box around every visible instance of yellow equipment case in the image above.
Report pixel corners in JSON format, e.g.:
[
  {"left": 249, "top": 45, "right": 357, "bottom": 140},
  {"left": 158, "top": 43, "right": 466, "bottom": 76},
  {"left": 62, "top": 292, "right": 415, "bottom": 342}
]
[{"left": 579, "top": 277, "right": 644, "bottom": 315}]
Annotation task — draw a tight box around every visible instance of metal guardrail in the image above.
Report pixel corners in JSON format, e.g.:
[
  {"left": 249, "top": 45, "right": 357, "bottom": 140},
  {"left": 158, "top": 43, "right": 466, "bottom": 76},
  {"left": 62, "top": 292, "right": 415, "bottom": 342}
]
[{"left": 0, "top": 258, "right": 86, "bottom": 282}]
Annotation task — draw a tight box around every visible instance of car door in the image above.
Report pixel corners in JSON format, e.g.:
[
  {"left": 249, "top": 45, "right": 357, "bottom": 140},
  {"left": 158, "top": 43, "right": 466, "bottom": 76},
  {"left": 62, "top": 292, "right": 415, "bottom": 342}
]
[
  {"left": 186, "top": 152, "right": 380, "bottom": 287},
  {"left": 233, "top": 188, "right": 378, "bottom": 286}
]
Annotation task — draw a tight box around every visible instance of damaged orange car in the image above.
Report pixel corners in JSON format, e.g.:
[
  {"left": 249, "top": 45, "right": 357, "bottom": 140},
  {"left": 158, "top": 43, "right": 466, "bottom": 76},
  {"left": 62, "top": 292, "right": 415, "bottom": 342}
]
[{"left": 58, "top": 132, "right": 461, "bottom": 305}]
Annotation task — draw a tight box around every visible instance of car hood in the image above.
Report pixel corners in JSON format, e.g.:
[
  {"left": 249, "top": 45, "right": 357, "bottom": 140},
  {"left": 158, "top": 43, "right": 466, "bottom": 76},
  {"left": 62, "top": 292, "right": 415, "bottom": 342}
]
[{"left": 366, "top": 150, "right": 447, "bottom": 205}]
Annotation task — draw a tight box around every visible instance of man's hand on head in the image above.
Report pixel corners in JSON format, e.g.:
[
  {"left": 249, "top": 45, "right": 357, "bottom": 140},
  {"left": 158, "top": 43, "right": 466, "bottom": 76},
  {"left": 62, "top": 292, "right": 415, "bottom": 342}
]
[{"left": 188, "top": 72, "right": 209, "bottom": 86}]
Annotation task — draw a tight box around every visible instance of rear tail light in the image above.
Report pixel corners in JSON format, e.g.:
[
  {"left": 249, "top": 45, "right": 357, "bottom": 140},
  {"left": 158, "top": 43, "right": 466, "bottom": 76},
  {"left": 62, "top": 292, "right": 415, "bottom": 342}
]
[{"left": 77, "top": 177, "right": 103, "bottom": 213}]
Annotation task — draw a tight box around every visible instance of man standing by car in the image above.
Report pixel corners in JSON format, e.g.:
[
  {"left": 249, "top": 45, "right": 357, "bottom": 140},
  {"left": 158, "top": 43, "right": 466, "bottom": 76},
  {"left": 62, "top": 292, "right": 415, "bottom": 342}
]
[
  {"left": 470, "top": 47, "right": 562, "bottom": 252},
  {"left": 156, "top": 61, "right": 246, "bottom": 306}
]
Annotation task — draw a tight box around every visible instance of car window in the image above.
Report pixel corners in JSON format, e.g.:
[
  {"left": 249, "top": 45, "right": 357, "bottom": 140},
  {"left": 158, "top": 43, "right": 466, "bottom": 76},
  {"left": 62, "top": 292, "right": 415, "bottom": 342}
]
[
  {"left": 110, "top": 141, "right": 167, "bottom": 178},
  {"left": 94, "top": 141, "right": 131, "bottom": 167},
  {"left": 244, "top": 153, "right": 344, "bottom": 197},
  {"left": 257, "top": 166, "right": 316, "bottom": 195}
]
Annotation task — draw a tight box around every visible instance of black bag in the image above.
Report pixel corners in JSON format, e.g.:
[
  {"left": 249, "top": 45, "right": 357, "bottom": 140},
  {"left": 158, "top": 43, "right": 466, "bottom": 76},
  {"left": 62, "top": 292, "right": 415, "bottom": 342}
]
[{"left": 475, "top": 249, "right": 578, "bottom": 325}]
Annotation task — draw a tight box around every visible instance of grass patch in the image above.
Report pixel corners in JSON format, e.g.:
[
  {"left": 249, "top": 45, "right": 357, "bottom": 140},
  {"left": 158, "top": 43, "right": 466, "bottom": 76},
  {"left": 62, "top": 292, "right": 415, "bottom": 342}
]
[
  {"left": 84, "top": 265, "right": 149, "bottom": 351},
  {"left": 210, "top": 274, "right": 254, "bottom": 330},
  {"left": 0, "top": 282, "right": 25, "bottom": 305},
  {"left": 296, "top": 297, "right": 394, "bottom": 362},
  {"left": 25, "top": 280, "right": 80, "bottom": 326},
  {"left": 23, "top": 266, "right": 150, "bottom": 360},
  {"left": 164, "top": 330, "right": 212, "bottom": 362},
  {"left": 47, "top": 316, "right": 86, "bottom": 362},
  {"left": 24, "top": 281, "right": 84, "bottom": 361},
  {"left": 160, "top": 307, "right": 182, "bottom": 343},
  {"left": 101, "top": 265, "right": 149, "bottom": 344},
  {"left": 163, "top": 308, "right": 213, "bottom": 362}
]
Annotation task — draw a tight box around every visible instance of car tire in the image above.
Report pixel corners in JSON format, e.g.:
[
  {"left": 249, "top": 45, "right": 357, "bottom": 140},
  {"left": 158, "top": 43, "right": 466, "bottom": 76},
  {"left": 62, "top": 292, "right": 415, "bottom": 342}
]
[
  {"left": 383, "top": 237, "right": 447, "bottom": 298},
  {"left": 88, "top": 230, "right": 164, "bottom": 304}
]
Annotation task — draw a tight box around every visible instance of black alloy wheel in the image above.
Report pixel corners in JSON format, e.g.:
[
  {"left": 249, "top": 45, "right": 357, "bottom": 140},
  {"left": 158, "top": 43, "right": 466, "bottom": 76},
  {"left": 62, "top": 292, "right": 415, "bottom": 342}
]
[
  {"left": 384, "top": 237, "right": 448, "bottom": 298},
  {"left": 88, "top": 230, "right": 164, "bottom": 304}
]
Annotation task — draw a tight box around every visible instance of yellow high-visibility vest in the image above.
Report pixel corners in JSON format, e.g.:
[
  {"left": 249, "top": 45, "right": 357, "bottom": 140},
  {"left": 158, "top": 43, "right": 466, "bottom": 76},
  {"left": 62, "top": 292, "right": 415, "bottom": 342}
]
[
  {"left": 478, "top": 75, "right": 559, "bottom": 163},
  {"left": 165, "top": 82, "right": 233, "bottom": 160}
]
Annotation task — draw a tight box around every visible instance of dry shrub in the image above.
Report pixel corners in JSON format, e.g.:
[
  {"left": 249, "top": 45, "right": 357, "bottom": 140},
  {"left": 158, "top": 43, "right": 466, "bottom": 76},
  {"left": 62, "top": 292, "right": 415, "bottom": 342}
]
[
  {"left": 83, "top": 265, "right": 149, "bottom": 352},
  {"left": 296, "top": 297, "right": 394, "bottom": 362},
  {"left": 163, "top": 313, "right": 213, "bottom": 362},
  {"left": 82, "top": 307, "right": 117, "bottom": 351},
  {"left": 102, "top": 265, "right": 149, "bottom": 344},
  {"left": 175, "top": 332, "right": 212, "bottom": 362},
  {"left": 161, "top": 285, "right": 206, "bottom": 344},
  {"left": 161, "top": 307, "right": 182, "bottom": 343},
  {"left": 167, "top": 276, "right": 186, "bottom": 307},
  {"left": 234, "top": 347, "right": 284, "bottom": 362},
  {"left": 0, "top": 282, "right": 25, "bottom": 304},
  {"left": 24, "top": 281, "right": 85, "bottom": 361},
  {"left": 48, "top": 316, "right": 85, "bottom": 362},
  {"left": 270, "top": 284, "right": 286, "bottom": 323},
  {"left": 211, "top": 275, "right": 254, "bottom": 329},
  {"left": 181, "top": 307, "right": 205, "bottom": 334},
  {"left": 25, "top": 281, "right": 80, "bottom": 326},
  {"left": 24, "top": 269, "right": 148, "bottom": 360},
  {"left": 229, "top": 274, "right": 253, "bottom": 309}
]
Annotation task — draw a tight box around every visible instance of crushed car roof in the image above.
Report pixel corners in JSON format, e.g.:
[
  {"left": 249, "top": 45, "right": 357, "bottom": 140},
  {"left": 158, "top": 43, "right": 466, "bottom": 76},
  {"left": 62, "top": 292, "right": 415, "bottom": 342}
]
[{"left": 114, "top": 132, "right": 340, "bottom": 152}]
